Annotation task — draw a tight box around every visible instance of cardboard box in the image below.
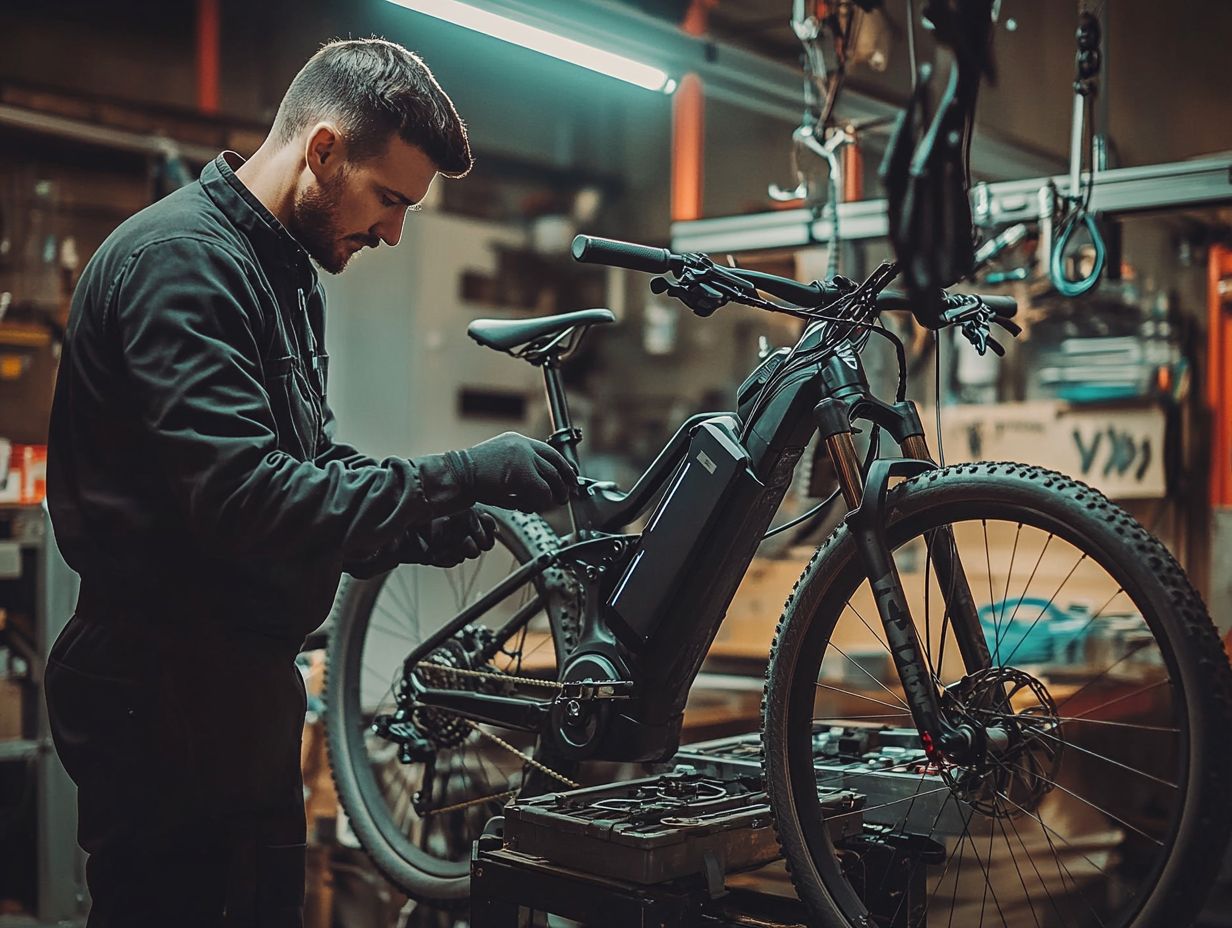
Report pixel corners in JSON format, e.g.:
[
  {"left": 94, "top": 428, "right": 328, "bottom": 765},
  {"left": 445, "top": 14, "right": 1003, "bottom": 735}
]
[
  {"left": 0, "top": 677, "right": 25, "bottom": 740},
  {"left": 930, "top": 401, "right": 1167, "bottom": 500}
]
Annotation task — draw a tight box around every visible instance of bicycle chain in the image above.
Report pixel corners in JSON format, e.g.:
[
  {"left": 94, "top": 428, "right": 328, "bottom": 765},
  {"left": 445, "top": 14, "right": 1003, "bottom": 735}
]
[
  {"left": 424, "top": 661, "right": 565, "bottom": 691},
  {"left": 465, "top": 720, "right": 580, "bottom": 789},
  {"left": 413, "top": 662, "right": 581, "bottom": 797}
]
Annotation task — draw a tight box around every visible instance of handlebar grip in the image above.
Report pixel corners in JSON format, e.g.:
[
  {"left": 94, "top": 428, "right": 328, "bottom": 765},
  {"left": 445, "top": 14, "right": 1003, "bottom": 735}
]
[
  {"left": 979, "top": 295, "right": 1019, "bottom": 318},
  {"left": 571, "top": 235, "right": 673, "bottom": 274}
]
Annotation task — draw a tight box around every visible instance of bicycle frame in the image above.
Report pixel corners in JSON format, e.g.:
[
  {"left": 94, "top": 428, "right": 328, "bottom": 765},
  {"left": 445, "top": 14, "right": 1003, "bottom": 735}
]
[{"left": 406, "top": 324, "right": 995, "bottom": 765}]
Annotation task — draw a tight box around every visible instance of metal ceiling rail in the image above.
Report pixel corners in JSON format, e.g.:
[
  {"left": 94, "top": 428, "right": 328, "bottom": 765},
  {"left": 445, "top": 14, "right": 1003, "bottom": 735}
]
[
  {"left": 671, "top": 153, "right": 1232, "bottom": 254},
  {"left": 438, "top": 0, "right": 1064, "bottom": 181},
  {"left": 0, "top": 102, "right": 219, "bottom": 164}
]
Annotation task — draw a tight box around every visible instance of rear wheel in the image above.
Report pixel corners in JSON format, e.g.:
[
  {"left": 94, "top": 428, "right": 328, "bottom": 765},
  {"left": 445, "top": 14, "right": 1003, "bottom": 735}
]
[
  {"left": 763, "top": 463, "right": 1232, "bottom": 928},
  {"left": 325, "top": 507, "right": 578, "bottom": 903}
]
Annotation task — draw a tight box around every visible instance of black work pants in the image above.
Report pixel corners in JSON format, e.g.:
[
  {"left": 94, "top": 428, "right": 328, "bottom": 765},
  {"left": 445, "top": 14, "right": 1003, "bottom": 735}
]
[{"left": 45, "top": 594, "right": 308, "bottom": 927}]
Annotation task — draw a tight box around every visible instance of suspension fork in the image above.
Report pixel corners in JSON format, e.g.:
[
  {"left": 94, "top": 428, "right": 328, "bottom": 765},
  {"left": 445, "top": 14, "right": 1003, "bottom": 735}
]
[
  {"left": 899, "top": 432, "right": 994, "bottom": 677},
  {"left": 817, "top": 398, "right": 991, "bottom": 760}
]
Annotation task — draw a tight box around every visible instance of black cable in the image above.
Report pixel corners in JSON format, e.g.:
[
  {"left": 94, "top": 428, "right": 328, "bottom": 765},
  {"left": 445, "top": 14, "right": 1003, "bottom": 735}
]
[
  {"left": 905, "top": 0, "right": 918, "bottom": 80},
  {"left": 763, "top": 486, "right": 842, "bottom": 540}
]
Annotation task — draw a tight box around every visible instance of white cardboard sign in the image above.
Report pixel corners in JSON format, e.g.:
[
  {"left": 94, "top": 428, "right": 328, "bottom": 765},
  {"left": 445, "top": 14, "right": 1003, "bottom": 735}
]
[{"left": 931, "top": 401, "right": 1166, "bottom": 500}]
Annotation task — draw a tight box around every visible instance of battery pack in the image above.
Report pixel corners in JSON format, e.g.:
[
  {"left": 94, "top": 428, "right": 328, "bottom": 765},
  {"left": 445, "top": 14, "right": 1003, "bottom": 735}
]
[{"left": 606, "top": 418, "right": 752, "bottom": 647}]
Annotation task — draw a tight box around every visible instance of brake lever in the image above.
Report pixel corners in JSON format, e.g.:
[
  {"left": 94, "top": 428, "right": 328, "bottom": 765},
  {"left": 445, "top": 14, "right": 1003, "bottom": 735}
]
[
  {"left": 650, "top": 274, "right": 729, "bottom": 317},
  {"left": 942, "top": 294, "right": 1020, "bottom": 357},
  {"left": 992, "top": 316, "right": 1022, "bottom": 338}
]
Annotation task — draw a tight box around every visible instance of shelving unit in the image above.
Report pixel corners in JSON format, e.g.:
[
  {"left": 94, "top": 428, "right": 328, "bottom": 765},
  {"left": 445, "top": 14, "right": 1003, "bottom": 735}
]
[{"left": 0, "top": 503, "right": 84, "bottom": 926}]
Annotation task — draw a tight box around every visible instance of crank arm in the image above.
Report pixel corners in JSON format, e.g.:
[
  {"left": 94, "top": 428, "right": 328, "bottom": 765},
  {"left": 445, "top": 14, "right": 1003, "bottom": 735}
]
[
  {"left": 556, "top": 679, "right": 634, "bottom": 702},
  {"left": 416, "top": 689, "right": 550, "bottom": 732}
]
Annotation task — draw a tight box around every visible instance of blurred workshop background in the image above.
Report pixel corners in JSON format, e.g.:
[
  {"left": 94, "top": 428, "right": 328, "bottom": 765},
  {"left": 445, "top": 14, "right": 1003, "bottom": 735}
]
[{"left": 1, "top": 1, "right": 1231, "bottom": 925}]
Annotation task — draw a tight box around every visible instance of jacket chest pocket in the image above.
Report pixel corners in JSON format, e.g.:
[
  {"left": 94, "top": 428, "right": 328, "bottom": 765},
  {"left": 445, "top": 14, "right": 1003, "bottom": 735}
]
[{"left": 266, "top": 355, "right": 322, "bottom": 460}]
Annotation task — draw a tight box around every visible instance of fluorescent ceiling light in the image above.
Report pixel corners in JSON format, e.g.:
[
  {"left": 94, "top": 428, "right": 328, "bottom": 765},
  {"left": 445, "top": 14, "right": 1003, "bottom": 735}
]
[{"left": 384, "top": 0, "right": 674, "bottom": 92}]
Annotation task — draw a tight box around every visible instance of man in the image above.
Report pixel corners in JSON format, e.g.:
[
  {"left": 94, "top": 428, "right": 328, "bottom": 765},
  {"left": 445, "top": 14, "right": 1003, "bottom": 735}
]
[{"left": 44, "top": 38, "right": 575, "bottom": 927}]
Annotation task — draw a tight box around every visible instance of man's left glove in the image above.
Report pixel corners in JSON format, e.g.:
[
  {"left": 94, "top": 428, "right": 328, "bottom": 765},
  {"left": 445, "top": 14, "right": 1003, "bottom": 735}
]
[{"left": 345, "top": 509, "right": 498, "bottom": 579}]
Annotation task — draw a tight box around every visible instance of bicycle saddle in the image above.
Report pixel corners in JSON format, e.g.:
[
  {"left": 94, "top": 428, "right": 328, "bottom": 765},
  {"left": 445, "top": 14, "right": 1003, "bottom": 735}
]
[{"left": 467, "top": 308, "right": 615, "bottom": 353}]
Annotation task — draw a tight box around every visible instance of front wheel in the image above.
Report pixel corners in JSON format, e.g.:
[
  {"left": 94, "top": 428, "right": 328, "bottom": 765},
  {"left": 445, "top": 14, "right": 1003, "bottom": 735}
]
[{"left": 762, "top": 463, "right": 1232, "bottom": 928}]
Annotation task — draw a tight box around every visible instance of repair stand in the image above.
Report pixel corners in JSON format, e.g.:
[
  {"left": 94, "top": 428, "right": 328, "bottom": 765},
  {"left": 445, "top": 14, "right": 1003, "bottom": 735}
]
[{"left": 469, "top": 839, "right": 808, "bottom": 928}]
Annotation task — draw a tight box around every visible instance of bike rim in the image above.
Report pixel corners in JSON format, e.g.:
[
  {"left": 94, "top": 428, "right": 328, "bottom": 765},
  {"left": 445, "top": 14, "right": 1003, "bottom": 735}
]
[
  {"left": 337, "top": 532, "right": 559, "bottom": 880},
  {"left": 783, "top": 503, "right": 1190, "bottom": 928}
]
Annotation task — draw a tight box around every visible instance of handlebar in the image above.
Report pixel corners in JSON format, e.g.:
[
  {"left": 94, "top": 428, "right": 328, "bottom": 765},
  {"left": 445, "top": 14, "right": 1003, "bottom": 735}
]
[
  {"left": 571, "top": 233, "right": 1018, "bottom": 335},
  {"left": 876, "top": 290, "right": 1018, "bottom": 320},
  {"left": 572, "top": 234, "right": 842, "bottom": 308}
]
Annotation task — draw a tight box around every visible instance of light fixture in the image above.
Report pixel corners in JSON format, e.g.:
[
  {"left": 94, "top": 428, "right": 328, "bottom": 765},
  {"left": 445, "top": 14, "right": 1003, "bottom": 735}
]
[{"left": 383, "top": 0, "right": 675, "bottom": 93}]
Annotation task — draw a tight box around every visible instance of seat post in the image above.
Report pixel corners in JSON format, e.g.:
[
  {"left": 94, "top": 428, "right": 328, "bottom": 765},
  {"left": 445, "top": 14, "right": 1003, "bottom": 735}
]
[{"left": 541, "top": 358, "right": 582, "bottom": 472}]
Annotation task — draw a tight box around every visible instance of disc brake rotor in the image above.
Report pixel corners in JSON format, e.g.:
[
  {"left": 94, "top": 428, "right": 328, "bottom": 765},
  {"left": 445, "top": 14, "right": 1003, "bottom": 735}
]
[{"left": 941, "top": 666, "right": 1063, "bottom": 817}]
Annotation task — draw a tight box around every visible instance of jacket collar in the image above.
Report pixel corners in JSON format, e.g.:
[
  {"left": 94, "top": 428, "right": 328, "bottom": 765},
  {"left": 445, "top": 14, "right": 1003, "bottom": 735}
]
[{"left": 200, "top": 152, "right": 317, "bottom": 288}]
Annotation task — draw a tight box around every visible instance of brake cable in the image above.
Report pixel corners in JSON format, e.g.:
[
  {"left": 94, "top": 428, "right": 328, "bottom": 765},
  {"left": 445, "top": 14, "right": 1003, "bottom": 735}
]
[{"left": 1050, "top": 9, "right": 1106, "bottom": 297}]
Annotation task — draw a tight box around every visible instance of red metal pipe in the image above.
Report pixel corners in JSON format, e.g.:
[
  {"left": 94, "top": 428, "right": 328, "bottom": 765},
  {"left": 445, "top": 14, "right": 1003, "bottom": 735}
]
[
  {"left": 196, "top": 0, "right": 220, "bottom": 114},
  {"left": 671, "top": 0, "right": 711, "bottom": 223},
  {"left": 1209, "top": 245, "right": 1232, "bottom": 506}
]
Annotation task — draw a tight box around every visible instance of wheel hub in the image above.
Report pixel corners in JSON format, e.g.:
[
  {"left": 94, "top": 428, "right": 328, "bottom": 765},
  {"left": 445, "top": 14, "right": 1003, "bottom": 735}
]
[{"left": 940, "top": 666, "right": 1062, "bottom": 817}]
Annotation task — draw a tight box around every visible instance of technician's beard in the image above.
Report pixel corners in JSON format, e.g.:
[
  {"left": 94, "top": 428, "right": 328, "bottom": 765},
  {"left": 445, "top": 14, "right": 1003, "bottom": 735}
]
[{"left": 290, "top": 172, "right": 350, "bottom": 275}]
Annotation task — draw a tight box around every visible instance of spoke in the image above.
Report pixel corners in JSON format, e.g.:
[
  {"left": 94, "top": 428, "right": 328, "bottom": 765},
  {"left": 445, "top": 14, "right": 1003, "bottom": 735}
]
[
  {"left": 945, "top": 819, "right": 966, "bottom": 928},
  {"left": 846, "top": 598, "right": 945, "bottom": 691},
  {"left": 977, "top": 815, "right": 995, "bottom": 927},
  {"left": 950, "top": 800, "right": 1007, "bottom": 928},
  {"left": 368, "top": 620, "right": 419, "bottom": 644},
  {"left": 1005, "top": 533, "right": 1054, "bottom": 627},
  {"left": 993, "top": 806, "right": 1044, "bottom": 928},
  {"left": 994, "top": 522, "right": 1024, "bottom": 664},
  {"left": 827, "top": 641, "right": 912, "bottom": 710},
  {"left": 887, "top": 788, "right": 961, "bottom": 926},
  {"left": 993, "top": 788, "right": 1118, "bottom": 882},
  {"left": 396, "top": 567, "right": 419, "bottom": 621},
  {"left": 412, "top": 563, "right": 420, "bottom": 629},
  {"left": 1015, "top": 727, "right": 1179, "bottom": 789},
  {"left": 443, "top": 563, "right": 462, "bottom": 610},
  {"left": 1057, "top": 585, "right": 1127, "bottom": 649},
  {"left": 1003, "top": 811, "right": 1072, "bottom": 928},
  {"left": 460, "top": 552, "right": 486, "bottom": 607},
  {"left": 382, "top": 574, "right": 415, "bottom": 621},
  {"left": 932, "top": 528, "right": 965, "bottom": 683},
  {"left": 815, "top": 713, "right": 913, "bottom": 721},
  {"left": 1033, "top": 801, "right": 1111, "bottom": 928},
  {"left": 981, "top": 519, "right": 999, "bottom": 668},
  {"left": 843, "top": 601, "right": 892, "bottom": 654},
  {"left": 826, "top": 785, "right": 953, "bottom": 822},
  {"left": 1062, "top": 677, "right": 1170, "bottom": 720},
  {"left": 512, "top": 621, "right": 530, "bottom": 676},
  {"left": 1001, "top": 553, "right": 1088, "bottom": 667},
  {"left": 814, "top": 681, "right": 911, "bottom": 714},
  {"left": 1054, "top": 642, "right": 1162, "bottom": 714},
  {"left": 517, "top": 626, "right": 555, "bottom": 668},
  {"left": 1041, "top": 714, "right": 1177, "bottom": 734},
  {"left": 362, "top": 660, "right": 398, "bottom": 687},
  {"left": 374, "top": 600, "right": 420, "bottom": 638},
  {"left": 1005, "top": 759, "right": 1166, "bottom": 846}
]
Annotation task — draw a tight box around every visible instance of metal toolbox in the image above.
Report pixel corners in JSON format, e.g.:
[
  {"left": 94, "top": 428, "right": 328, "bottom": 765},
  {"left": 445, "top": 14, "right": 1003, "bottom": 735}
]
[{"left": 503, "top": 769, "right": 862, "bottom": 885}]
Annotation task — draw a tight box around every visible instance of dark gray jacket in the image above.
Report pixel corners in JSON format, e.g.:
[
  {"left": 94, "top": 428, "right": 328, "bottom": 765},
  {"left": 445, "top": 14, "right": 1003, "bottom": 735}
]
[{"left": 48, "top": 152, "right": 467, "bottom": 643}]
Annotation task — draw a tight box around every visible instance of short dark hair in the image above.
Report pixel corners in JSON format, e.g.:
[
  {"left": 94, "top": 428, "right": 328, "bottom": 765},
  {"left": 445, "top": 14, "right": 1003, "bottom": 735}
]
[{"left": 272, "top": 38, "right": 472, "bottom": 177}]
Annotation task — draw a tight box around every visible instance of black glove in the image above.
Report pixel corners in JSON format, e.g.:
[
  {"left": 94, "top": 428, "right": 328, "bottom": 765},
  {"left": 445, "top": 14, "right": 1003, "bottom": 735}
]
[
  {"left": 448, "top": 432, "right": 578, "bottom": 512},
  {"left": 345, "top": 509, "right": 497, "bottom": 579},
  {"left": 414, "top": 508, "right": 498, "bottom": 567}
]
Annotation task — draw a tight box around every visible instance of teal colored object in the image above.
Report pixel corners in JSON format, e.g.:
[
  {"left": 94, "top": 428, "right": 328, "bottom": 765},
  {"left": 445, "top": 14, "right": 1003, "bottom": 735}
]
[{"left": 978, "top": 598, "right": 1090, "bottom": 665}]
